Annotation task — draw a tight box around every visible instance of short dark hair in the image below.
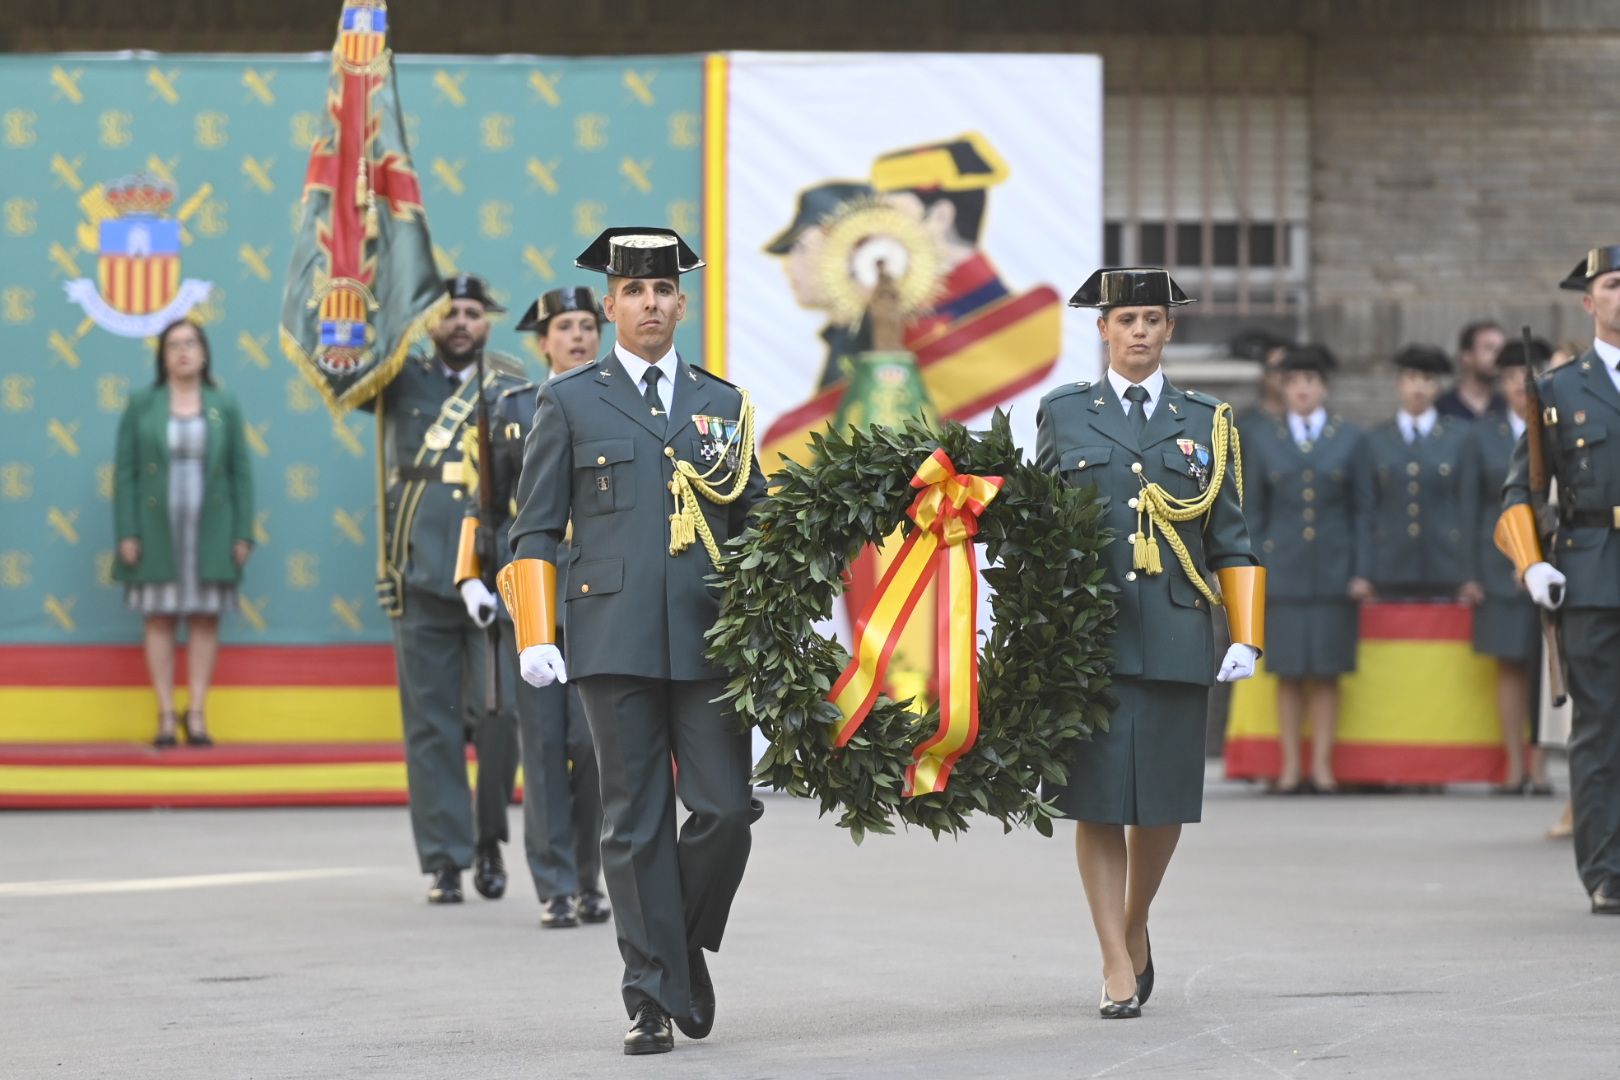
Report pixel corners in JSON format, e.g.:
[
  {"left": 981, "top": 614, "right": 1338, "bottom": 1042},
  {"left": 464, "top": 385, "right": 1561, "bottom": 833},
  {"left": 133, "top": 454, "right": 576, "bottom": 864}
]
[
  {"left": 153, "top": 319, "right": 215, "bottom": 387},
  {"left": 1458, "top": 320, "right": 1503, "bottom": 354},
  {"left": 606, "top": 274, "right": 680, "bottom": 294}
]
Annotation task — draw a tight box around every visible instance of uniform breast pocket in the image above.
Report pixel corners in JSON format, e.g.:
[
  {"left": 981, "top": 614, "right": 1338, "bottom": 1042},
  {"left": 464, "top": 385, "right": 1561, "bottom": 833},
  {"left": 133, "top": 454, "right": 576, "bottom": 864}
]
[
  {"left": 574, "top": 438, "right": 636, "bottom": 516},
  {"left": 1160, "top": 448, "right": 1206, "bottom": 498},
  {"left": 1059, "top": 446, "right": 1111, "bottom": 485},
  {"left": 1561, "top": 424, "right": 1606, "bottom": 489}
]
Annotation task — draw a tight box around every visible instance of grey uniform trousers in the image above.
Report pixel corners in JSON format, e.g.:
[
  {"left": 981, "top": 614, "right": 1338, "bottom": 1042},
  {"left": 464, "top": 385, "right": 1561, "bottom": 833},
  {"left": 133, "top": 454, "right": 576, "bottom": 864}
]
[
  {"left": 575, "top": 675, "right": 753, "bottom": 1019},
  {"left": 1561, "top": 610, "right": 1620, "bottom": 895},
  {"left": 497, "top": 621, "right": 603, "bottom": 901},
  {"left": 392, "top": 589, "right": 517, "bottom": 874}
]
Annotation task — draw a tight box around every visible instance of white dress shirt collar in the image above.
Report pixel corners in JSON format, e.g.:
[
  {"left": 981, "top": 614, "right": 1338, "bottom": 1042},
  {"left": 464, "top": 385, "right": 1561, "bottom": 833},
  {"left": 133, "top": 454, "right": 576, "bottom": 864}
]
[
  {"left": 1288, "top": 407, "right": 1327, "bottom": 446},
  {"left": 613, "top": 342, "right": 678, "bottom": 413},
  {"left": 1398, "top": 407, "right": 1437, "bottom": 443},
  {"left": 1106, "top": 366, "right": 1166, "bottom": 419},
  {"left": 441, "top": 360, "right": 473, "bottom": 385},
  {"left": 1508, "top": 410, "right": 1527, "bottom": 441},
  {"left": 1592, "top": 338, "right": 1620, "bottom": 394}
]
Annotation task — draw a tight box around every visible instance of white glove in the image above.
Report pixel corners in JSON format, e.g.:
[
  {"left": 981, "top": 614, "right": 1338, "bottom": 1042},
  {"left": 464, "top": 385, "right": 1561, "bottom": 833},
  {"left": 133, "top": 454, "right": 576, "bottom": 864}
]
[
  {"left": 458, "top": 579, "right": 497, "bottom": 628},
  {"left": 519, "top": 644, "right": 567, "bottom": 688},
  {"left": 1523, "top": 562, "right": 1567, "bottom": 610},
  {"left": 1216, "top": 643, "right": 1259, "bottom": 683}
]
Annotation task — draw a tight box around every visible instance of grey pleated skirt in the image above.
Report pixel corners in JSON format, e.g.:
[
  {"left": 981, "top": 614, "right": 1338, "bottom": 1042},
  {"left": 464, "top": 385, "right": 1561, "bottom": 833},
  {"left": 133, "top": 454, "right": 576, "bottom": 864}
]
[
  {"left": 1263, "top": 599, "right": 1359, "bottom": 678},
  {"left": 125, "top": 415, "right": 236, "bottom": 617},
  {"left": 1045, "top": 678, "right": 1210, "bottom": 826},
  {"left": 1473, "top": 596, "right": 1539, "bottom": 664}
]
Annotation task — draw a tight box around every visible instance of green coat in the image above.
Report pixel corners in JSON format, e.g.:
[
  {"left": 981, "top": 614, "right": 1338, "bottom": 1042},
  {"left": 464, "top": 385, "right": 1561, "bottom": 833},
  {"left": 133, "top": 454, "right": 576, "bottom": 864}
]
[
  {"left": 112, "top": 384, "right": 254, "bottom": 585},
  {"left": 1035, "top": 375, "right": 1259, "bottom": 686},
  {"left": 508, "top": 352, "right": 767, "bottom": 682},
  {"left": 1367, "top": 415, "right": 1475, "bottom": 591},
  {"left": 1248, "top": 416, "right": 1374, "bottom": 599}
]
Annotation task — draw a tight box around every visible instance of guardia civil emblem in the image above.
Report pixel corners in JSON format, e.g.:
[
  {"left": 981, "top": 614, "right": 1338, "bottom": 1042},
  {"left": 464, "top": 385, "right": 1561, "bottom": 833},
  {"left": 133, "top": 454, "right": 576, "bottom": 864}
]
[{"left": 62, "top": 173, "right": 214, "bottom": 337}]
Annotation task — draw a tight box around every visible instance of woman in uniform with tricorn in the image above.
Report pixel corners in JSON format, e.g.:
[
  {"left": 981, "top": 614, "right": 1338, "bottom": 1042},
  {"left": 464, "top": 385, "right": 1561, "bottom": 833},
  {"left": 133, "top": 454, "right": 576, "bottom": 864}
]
[{"left": 1035, "top": 268, "right": 1265, "bottom": 1019}]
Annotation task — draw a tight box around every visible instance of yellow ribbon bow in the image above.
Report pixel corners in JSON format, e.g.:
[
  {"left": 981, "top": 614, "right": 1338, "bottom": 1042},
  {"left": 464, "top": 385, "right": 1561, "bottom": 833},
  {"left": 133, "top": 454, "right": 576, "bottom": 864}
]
[{"left": 829, "top": 448, "right": 1004, "bottom": 796}]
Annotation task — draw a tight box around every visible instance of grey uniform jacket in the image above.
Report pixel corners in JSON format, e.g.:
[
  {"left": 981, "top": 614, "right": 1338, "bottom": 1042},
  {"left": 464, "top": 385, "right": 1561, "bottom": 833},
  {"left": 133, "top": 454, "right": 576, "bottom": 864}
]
[
  {"left": 1504, "top": 351, "right": 1620, "bottom": 609},
  {"left": 1366, "top": 416, "right": 1474, "bottom": 590},
  {"left": 1249, "top": 417, "right": 1374, "bottom": 600},
  {"left": 1460, "top": 415, "right": 1525, "bottom": 599},
  {"left": 508, "top": 353, "right": 766, "bottom": 681},
  {"left": 1035, "top": 376, "right": 1260, "bottom": 686}
]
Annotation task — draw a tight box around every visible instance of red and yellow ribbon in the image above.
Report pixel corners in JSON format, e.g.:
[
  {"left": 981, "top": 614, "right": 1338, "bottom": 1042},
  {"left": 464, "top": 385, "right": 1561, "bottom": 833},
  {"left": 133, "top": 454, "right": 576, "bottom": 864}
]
[{"left": 829, "top": 449, "right": 1004, "bottom": 796}]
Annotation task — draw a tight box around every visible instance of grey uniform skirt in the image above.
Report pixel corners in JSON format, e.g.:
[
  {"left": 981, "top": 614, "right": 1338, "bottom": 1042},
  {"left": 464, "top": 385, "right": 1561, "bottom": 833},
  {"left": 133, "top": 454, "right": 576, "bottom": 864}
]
[
  {"left": 1473, "top": 596, "right": 1539, "bottom": 664},
  {"left": 1045, "top": 678, "right": 1210, "bottom": 826},
  {"left": 1264, "top": 599, "right": 1359, "bottom": 678}
]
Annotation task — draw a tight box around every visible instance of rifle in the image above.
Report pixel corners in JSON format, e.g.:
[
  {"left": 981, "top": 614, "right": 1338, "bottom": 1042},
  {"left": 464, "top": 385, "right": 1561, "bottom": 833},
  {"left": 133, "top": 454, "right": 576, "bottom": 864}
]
[
  {"left": 1518, "top": 324, "right": 1568, "bottom": 707},
  {"left": 472, "top": 348, "right": 501, "bottom": 717}
]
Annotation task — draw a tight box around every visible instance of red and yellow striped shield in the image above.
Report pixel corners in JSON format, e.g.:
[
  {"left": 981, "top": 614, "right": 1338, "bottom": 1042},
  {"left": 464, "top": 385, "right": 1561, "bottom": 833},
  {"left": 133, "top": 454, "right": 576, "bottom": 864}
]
[{"left": 98, "top": 252, "right": 180, "bottom": 316}]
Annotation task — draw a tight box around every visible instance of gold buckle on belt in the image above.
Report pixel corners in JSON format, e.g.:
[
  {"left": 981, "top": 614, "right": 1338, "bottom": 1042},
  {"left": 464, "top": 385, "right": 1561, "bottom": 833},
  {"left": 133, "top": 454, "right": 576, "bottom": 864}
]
[
  {"left": 1611, "top": 506, "right": 1620, "bottom": 530},
  {"left": 442, "top": 460, "right": 471, "bottom": 487}
]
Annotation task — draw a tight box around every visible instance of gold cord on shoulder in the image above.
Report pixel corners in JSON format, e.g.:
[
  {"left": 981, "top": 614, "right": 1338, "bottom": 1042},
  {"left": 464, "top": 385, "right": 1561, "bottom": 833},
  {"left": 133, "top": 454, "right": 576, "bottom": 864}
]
[
  {"left": 1133, "top": 402, "right": 1242, "bottom": 607},
  {"left": 669, "top": 389, "right": 757, "bottom": 567}
]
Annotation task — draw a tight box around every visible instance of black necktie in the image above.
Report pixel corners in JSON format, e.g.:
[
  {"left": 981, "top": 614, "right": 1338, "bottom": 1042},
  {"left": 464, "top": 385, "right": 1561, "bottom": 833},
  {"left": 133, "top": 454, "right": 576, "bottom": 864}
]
[
  {"left": 642, "top": 367, "right": 664, "bottom": 419},
  {"left": 1124, "top": 384, "right": 1149, "bottom": 440}
]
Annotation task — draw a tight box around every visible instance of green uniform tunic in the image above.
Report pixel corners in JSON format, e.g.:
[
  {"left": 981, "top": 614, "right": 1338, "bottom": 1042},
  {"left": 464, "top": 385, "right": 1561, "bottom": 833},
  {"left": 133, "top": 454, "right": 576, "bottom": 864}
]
[{"left": 1366, "top": 415, "right": 1474, "bottom": 598}]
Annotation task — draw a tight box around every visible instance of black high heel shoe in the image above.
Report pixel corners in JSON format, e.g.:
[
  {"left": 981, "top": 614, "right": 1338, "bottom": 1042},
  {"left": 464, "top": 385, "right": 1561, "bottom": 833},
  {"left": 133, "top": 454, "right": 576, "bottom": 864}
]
[
  {"left": 153, "top": 710, "right": 178, "bottom": 749},
  {"left": 1136, "top": 927, "right": 1154, "bottom": 1005},
  {"left": 1098, "top": 986, "right": 1142, "bottom": 1020},
  {"left": 182, "top": 710, "right": 213, "bottom": 748}
]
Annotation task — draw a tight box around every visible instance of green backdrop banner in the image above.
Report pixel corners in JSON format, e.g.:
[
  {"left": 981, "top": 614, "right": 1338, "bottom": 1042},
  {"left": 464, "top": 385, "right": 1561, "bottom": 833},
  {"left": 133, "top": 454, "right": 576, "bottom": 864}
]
[{"left": 0, "top": 53, "right": 705, "bottom": 644}]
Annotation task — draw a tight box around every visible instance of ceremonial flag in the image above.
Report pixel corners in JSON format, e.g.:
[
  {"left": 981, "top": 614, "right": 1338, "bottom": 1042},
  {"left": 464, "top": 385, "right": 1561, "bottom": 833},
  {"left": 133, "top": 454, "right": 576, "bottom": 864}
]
[{"left": 280, "top": 0, "right": 444, "bottom": 413}]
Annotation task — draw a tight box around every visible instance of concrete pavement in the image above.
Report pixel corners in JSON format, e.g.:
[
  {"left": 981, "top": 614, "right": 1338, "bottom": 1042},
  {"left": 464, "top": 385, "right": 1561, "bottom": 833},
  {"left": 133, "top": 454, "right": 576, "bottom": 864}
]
[{"left": 0, "top": 774, "right": 1613, "bottom": 1079}]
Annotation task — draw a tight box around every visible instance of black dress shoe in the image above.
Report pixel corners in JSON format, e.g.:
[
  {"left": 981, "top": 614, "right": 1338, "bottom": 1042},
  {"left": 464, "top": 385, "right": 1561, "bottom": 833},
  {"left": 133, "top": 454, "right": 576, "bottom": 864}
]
[
  {"left": 749, "top": 797, "right": 765, "bottom": 824},
  {"left": 1592, "top": 884, "right": 1620, "bottom": 915},
  {"left": 1098, "top": 988, "right": 1141, "bottom": 1020},
  {"left": 540, "top": 895, "right": 578, "bottom": 928},
  {"left": 674, "top": 948, "right": 715, "bottom": 1040},
  {"left": 472, "top": 844, "right": 506, "bottom": 899},
  {"left": 577, "top": 888, "right": 611, "bottom": 924},
  {"left": 153, "top": 710, "right": 178, "bottom": 750},
  {"left": 426, "top": 868, "right": 463, "bottom": 904},
  {"left": 623, "top": 1000, "right": 674, "bottom": 1055},
  {"left": 1135, "top": 928, "right": 1154, "bottom": 1006}
]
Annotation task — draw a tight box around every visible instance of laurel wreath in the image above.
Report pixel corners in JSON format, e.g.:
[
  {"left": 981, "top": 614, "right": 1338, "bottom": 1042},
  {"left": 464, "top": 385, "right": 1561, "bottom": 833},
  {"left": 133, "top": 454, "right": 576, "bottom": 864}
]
[{"left": 706, "top": 411, "right": 1117, "bottom": 842}]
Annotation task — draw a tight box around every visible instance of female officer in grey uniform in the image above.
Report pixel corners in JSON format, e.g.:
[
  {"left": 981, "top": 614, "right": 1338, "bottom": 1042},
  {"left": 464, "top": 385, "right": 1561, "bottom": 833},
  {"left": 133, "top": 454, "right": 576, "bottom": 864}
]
[
  {"left": 1460, "top": 337, "right": 1552, "bottom": 795},
  {"left": 1036, "top": 267, "right": 1264, "bottom": 1020},
  {"left": 1366, "top": 345, "right": 1477, "bottom": 600},
  {"left": 1249, "top": 345, "right": 1374, "bottom": 794}
]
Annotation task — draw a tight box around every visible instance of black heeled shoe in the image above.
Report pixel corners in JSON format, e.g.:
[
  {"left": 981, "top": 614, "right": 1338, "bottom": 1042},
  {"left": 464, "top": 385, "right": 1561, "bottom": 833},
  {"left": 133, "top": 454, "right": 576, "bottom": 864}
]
[
  {"left": 1136, "top": 928, "right": 1154, "bottom": 1005},
  {"left": 153, "top": 711, "right": 178, "bottom": 749},
  {"left": 1099, "top": 987, "right": 1142, "bottom": 1020},
  {"left": 182, "top": 710, "right": 213, "bottom": 748}
]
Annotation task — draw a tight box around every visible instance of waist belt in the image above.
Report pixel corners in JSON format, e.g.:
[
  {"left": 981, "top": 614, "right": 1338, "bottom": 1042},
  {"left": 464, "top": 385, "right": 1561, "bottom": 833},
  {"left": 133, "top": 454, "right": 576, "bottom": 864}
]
[
  {"left": 1562, "top": 507, "right": 1620, "bottom": 529},
  {"left": 392, "top": 461, "right": 468, "bottom": 485}
]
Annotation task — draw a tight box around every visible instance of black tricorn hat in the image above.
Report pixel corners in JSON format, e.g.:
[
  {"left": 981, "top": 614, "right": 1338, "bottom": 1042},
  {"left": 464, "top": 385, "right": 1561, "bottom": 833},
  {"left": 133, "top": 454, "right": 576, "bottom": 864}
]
[
  {"left": 1279, "top": 343, "right": 1338, "bottom": 374},
  {"left": 575, "top": 227, "right": 704, "bottom": 279},
  {"left": 516, "top": 286, "right": 601, "bottom": 334},
  {"left": 444, "top": 273, "right": 505, "bottom": 313},
  {"left": 1559, "top": 245, "right": 1620, "bottom": 291},
  {"left": 1393, "top": 344, "right": 1454, "bottom": 375},
  {"left": 1069, "top": 267, "right": 1195, "bottom": 310},
  {"left": 764, "top": 181, "right": 872, "bottom": 255},
  {"left": 1494, "top": 336, "right": 1553, "bottom": 369},
  {"left": 1229, "top": 327, "right": 1291, "bottom": 363}
]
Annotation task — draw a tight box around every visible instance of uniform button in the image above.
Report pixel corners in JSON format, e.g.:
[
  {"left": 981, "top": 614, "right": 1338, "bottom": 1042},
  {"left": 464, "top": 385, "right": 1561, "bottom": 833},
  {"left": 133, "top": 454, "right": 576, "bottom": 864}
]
[
  {"left": 1077, "top": 460, "right": 1087, "bottom": 469},
  {"left": 580, "top": 583, "right": 589, "bottom": 594},
  {"left": 1303, "top": 527, "right": 1316, "bottom": 541},
  {"left": 1408, "top": 523, "right": 1421, "bottom": 537},
  {"left": 650, "top": 408, "right": 660, "bottom": 416},
  {"left": 1438, "top": 463, "right": 1451, "bottom": 476},
  {"left": 1577, "top": 438, "right": 1587, "bottom": 448},
  {"left": 452, "top": 490, "right": 463, "bottom": 501},
  {"left": 597, "top": 455, "right": 607, "bottom": 465},
  {"left": 1408, "top": 503, "right": 1420, "bottom": 516},
  {"left": 1407, "top": 462, "right": 1420, "bottom": 476},
  {"left": 664, "top": 447, "right": 675, "bottom": 458},
  {"left": 1125, "top": 571, "right": 1137, "bottom": 582},
  {"left": 1302, "top": 469, "right": 1314, "bottom": 481},
  {"left": 1131, "top": 461, "right": 1143, "bottom": 475},
  {"left": 1407, "top": 481, "right": 1420, "bottom": 495},
  {"left": 1303, "top": 508, "right": 1316, "bottom": 522},
  {"left": 1127, "top": 497, "right": 1139, "bottom": 509},
  {"left": 1302, "top": 488, "right": 1315, "bottom": 502}
]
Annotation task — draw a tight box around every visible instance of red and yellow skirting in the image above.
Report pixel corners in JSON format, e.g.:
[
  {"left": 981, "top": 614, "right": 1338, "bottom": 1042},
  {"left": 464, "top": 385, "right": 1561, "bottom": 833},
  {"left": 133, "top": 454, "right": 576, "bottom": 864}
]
[{"left": 1225, "top": 604, "right": 1509, "bottom": 784}]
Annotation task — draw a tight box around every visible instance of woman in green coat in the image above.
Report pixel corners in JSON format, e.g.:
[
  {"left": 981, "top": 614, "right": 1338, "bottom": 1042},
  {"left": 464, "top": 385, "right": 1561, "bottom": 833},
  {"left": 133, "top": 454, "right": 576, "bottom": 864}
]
[{"left": 113, "top": 320, "right": 255, "bottom": 747}]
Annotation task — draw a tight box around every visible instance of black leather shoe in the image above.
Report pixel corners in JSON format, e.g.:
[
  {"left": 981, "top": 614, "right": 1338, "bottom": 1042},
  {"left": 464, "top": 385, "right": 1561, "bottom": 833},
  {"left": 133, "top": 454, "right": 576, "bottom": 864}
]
[
  {"left": 426, "top": 868, "right": 463, "bottom": 904},
  {"left": 1099, "top": 988, "right": 1142, "bottom": 1019},
  {"left": 674, "top": 949, "right": 715, "bottom": 1040},
  {"left": 577, "top": 888, "right": 611, "bottom": 924},
  {"left": 1592, "top": 884, "right": 1620, "bottom": 915},
  {"left": 623, "top": 1001, "right": 673, "bottom": 1055},
  {"left": 749, "top": 797, "right": 765, "bottom": 824},
  {"left": 540, "top": 895, "right": 578, "bottom": 928},
  {"left": 1135, "top": 928, "right": 1154, "bottom": 1006},
  {"left": 472, "top": 845, "right": 506, "bottom": 899}
]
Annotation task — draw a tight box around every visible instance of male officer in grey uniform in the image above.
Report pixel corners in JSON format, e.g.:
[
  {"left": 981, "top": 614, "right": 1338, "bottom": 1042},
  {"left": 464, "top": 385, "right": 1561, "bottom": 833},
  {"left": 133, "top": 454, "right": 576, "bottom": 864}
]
[
  {"left": 1365, "top": 345, "right": 1477, "bottom": 599},
  {"left": 369, "top": 273, "right": 527, "bottom": 905},
  {"left": 455, "top": 286, "right": 609, "bottom": 929},
  {"left": 498, "top": 228, "right": 767, "bottom": 1054},
  {"left": 1498, "top": 243, "right": 1620, "bottom": 915}
]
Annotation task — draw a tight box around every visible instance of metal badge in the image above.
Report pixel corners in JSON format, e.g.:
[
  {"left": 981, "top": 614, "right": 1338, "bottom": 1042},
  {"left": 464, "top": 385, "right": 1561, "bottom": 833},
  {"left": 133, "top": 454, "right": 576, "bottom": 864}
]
[{"left": 596, "top": 476, "right": 609, "bottom": 491}]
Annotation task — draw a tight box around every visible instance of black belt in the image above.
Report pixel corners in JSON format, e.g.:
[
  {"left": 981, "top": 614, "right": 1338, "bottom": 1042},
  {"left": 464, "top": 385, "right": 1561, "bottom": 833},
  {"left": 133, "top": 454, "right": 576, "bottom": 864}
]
[
  {"left": 394, "top": 462, "right": 464, "bottom": 484},
  {"left": 1562, "top": 508, "right": 1620, "bottom": 529}
]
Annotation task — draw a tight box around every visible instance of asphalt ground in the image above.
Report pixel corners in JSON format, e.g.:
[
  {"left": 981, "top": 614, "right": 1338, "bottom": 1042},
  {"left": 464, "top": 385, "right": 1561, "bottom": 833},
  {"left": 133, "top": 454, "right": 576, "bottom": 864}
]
[{"left": 1, "top": 771, "right": 1613, "bottom": 1079}]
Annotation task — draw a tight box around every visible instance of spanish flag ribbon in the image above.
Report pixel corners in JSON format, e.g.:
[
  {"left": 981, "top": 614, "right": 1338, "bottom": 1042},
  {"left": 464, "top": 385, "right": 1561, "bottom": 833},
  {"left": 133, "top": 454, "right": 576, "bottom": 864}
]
[{"left": 829, "top": 448, "right": 1004, "bottom": 796}]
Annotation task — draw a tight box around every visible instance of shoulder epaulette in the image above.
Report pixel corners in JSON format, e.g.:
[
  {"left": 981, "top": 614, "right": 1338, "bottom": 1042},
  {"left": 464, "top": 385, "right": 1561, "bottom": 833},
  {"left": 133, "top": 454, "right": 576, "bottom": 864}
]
[
  {"left": 1042, "top": 381, "right": 1090, "bottom": 404},
  {"left": 688, "top": 363, "right": 742, "bottom": 391},
  {"left": 498, "top": 380, "right": 538, "bottom": 400},
  {"left": 549, "top": 360, "right": 599, "bottom": 386},
  {"left": 485, "top": 351, "right": 531, "bottom": 380},
  {"left": 1182, "top": 388, "right": 1223, "bottom": 407}
]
